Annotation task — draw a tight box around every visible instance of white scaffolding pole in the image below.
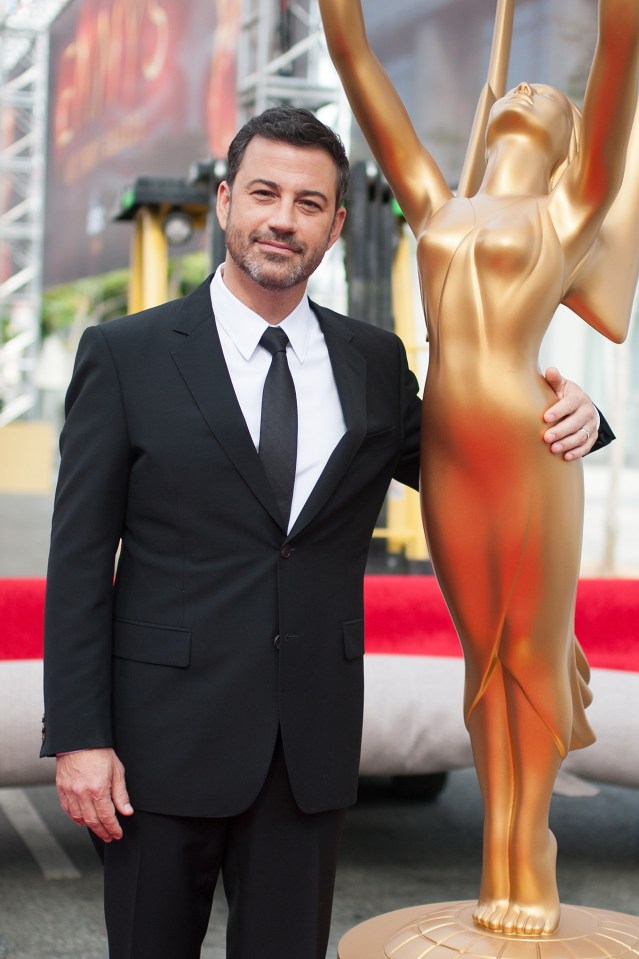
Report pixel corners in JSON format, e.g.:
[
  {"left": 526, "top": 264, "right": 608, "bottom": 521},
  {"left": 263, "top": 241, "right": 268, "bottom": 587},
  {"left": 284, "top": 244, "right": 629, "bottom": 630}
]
[{"left": 0, "top": 23, "right": 48, "bottom": 424}]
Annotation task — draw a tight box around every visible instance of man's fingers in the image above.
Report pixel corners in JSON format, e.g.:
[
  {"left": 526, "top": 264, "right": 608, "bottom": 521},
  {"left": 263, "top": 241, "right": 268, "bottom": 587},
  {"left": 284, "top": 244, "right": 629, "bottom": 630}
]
[
  {"left": 564, "top": 440, "right": 592, "bottom": 461},
  {"left": 543, "top": 380, "right": 580, "bottom": 424},
  {"left": 545, "top": 421, "right": 598, "bottom": 459},
  {"left": 542, "top": 369, "right": 599, "bottom": 461},
  {"left": 58, "top": 785, "right": 123, "bottom": 840},
  {"left": 111, "top": 761, "right": 134, "bottom": 817},
  {"left": 543, "top": 366, "right": 565, "bottom": 399},
  {"left": 92, "top": 793, "right": 124, "bottom": 840},
  {"left": 55, "top": 749, "right": 130, "bottom": 841},
  {"left": 545, "top": 409, "right": 598, "bottom": 445},
  {"left": 81, "top": 801, "right": 120, "bottom": 842},
  {"left": 60, "top": 793, "right": 84, "bottom": 825}
]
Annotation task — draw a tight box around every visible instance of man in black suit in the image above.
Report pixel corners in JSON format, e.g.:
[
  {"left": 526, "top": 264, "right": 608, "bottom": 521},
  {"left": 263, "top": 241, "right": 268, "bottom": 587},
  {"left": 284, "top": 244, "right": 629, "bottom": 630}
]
[{"left": 41, "top": 106, "right": 610, "bottom": 959}]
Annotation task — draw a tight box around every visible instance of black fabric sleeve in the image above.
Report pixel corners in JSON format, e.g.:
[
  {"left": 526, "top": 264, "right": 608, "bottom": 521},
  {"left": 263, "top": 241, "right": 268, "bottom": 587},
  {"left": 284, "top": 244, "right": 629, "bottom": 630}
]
[
  {"left": 41, "top": 325, "right": 130, "bottom": 757},
  {"left": 589, "top": 407, "right": 615, "bottom": 453}
]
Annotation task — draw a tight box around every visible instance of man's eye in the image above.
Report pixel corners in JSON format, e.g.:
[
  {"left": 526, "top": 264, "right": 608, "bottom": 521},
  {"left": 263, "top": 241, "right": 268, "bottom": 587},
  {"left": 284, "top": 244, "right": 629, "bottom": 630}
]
[{"left": 299, "top": 199, "right": 321, "bottom": 211}]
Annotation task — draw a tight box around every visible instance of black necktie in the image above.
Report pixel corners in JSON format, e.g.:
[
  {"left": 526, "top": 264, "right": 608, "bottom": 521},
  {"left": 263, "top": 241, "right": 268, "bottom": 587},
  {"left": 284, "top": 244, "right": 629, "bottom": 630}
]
[{"left": 259, "top": 327, "right": 298, "bottom": 526}]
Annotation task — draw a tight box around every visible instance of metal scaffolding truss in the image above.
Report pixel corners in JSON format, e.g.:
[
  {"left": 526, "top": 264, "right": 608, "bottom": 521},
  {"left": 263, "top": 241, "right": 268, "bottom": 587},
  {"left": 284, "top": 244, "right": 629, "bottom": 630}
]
[
  {"left": 237, "top": 0, "right": 347, "bottom": 128},
  {"left": 0, "top": 0, "right": 70, "bottom": 425},
  {"left": 0, "top": 23, "right": 48, "bottom": 424}
]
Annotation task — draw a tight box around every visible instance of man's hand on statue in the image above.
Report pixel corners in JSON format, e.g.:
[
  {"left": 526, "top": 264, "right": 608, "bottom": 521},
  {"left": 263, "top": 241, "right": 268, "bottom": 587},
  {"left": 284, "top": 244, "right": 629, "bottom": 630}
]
[
  {"left": 542, "top": 366, "right": 599, "bottom": 460},
  {"left": 56, "top": 747, "right": 134, "bottom": 841}
]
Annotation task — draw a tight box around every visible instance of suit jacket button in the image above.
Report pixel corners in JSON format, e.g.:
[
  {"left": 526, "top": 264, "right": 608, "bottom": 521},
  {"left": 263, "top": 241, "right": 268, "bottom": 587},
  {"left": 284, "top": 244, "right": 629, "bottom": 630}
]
[
  {"left": 273, "top": 634, "right": 281, "bottom": 650},
  {"left": 280, "top": 545, "right": 294, "bottom": 559}
]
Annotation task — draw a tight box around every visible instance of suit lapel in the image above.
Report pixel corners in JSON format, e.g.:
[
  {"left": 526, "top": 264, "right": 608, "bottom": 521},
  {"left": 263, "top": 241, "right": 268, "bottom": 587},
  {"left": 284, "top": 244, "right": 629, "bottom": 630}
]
[
  {"left": 170, "top": 278, "right": 284, "bottom": 528},
  {"left": 169, "top": 282, "right": 369, "bottom": 538},
  {"left": 289, "top": 302, "right": 367, "bottom": 538}
]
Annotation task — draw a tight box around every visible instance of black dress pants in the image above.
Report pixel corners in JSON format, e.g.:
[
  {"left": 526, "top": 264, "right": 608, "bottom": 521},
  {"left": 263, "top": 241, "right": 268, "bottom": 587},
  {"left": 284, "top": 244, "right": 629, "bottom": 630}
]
[{"left": 90, "top": 739, "right": 346, "bottom": 959}]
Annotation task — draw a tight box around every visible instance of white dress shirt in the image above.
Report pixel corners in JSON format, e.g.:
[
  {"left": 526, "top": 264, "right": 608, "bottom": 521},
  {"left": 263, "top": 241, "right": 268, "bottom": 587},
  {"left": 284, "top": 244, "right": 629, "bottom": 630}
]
[{"left": 210, "top": 268, "right": 347, "bottom": 531}]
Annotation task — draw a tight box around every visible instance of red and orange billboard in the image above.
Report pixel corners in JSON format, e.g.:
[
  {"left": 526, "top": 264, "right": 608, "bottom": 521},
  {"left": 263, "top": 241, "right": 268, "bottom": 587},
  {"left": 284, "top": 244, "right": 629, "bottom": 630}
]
[{"left": 44, "top": 0, "right": 239, "bottom": 286}]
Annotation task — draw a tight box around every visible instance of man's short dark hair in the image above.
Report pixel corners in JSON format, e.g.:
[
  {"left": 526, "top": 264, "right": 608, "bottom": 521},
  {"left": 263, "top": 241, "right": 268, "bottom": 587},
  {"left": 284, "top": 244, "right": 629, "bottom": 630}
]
[{"left": 226, "top": 106, "right": 350, "bottom": 210}]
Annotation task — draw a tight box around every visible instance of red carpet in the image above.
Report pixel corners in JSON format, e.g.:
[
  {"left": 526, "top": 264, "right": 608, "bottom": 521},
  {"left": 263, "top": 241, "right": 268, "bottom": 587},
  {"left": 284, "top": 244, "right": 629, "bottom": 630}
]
[
  {"left": 362, "top": 576, "right": 639, "bottom": 671},
  {"left": 1, "top": 576, "right": 638, "bottom": 672},
  {"left": 1, "top": 578, "right": 46, "bottom": 660}
]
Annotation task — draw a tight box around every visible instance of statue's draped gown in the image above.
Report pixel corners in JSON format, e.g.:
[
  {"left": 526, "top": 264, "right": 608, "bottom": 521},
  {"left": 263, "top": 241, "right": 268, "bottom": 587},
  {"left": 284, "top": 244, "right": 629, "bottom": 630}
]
[{"left": 419, "top": 194, "right": 594, "bottom": 757}]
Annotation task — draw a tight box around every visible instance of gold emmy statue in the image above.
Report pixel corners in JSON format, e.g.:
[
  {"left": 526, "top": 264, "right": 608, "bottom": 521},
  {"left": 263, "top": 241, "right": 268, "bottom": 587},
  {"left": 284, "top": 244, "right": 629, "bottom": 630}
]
[{"left": 319, "top": 0, "right": 639, "bottom": 952}]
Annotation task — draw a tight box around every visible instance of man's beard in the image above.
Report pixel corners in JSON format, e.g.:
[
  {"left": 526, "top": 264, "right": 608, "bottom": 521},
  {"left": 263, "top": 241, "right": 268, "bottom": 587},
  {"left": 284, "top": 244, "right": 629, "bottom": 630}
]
[{"left": 225, "top": 223, "right": 328, "bottom": 292}]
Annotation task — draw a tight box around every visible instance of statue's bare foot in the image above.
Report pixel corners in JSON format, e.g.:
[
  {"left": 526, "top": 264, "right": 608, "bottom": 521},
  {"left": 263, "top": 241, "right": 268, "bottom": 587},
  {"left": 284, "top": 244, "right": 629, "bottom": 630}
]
[
  {"left": 473, "top": 898, "right": 510, "bottom": 932},
  {"left": 473, "top": 819, "right": 511, "bottom": 931},
  {"left": 502, "top": 831, "right": 560, "bottom": 936}
]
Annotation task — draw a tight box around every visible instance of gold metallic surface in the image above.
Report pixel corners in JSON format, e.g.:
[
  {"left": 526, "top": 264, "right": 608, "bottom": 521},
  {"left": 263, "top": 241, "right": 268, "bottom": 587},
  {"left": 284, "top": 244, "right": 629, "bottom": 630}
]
[
  {"left": 337, "top": 902, "right": 639, "bottom": 959},
  {"left": 128, "top": 206, "right": 168, "bottom": 314},
  {"left": 320, "top": 0, "right": 639, "bottom": 937},
  {"left": 458, "top": 0, "right": 514, "bottom": 198}
]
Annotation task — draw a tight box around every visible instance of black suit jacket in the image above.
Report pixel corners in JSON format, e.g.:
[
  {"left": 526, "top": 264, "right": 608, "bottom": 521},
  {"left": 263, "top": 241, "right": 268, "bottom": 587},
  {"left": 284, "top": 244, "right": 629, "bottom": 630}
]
[{"left": 41, "top": 277, "right": 422, "bottom": 817}]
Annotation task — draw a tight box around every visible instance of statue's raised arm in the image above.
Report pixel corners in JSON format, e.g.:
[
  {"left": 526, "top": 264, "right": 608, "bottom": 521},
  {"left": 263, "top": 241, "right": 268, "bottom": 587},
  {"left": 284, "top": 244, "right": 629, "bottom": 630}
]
[
  {"left": 559, "top": 0, "right": 639, "bottom": 343},
  {"left": 563, "top": 98, "right": 639, "bottom": 343},
  {"left": 550, "top": 0, "right": 639, "bottom": 344},
  {"left": 318, "top": 0, "right": 451, "bottom": 233}
]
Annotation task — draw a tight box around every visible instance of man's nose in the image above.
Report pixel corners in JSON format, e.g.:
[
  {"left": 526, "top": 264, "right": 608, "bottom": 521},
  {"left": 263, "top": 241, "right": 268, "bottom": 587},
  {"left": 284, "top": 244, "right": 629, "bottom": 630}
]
[
  {"left": 515, "top": 81, "right": 533, "bottom": 96},
  {"left": 267, "top": 199, "right": 297, "bottom": 233}
]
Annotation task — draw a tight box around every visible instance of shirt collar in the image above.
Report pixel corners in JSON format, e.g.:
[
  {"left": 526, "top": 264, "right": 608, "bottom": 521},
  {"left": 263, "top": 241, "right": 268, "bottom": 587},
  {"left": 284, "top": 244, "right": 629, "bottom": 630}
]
[{"left": 210, "top": 266, "right": 314, "bottom": 363}]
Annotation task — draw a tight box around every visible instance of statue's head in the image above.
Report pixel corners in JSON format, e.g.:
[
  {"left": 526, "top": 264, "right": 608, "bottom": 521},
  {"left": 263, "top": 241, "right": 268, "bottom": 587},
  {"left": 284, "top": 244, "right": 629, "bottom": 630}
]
[{"left": 487, "top": 82, "right": 581, "bottom": 188}]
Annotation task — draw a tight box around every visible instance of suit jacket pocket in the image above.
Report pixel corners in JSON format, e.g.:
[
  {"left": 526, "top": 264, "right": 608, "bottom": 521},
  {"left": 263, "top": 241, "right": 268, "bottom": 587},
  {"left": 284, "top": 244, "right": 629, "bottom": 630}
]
[
  {"left": 343, "top": 619, "right": 365, "bottom": 660},
  {"left": 113, "top": 619, "right": 191, "bottom": 667},
  {"left": 358, "top": 426, "right": 397, "bottom": 452}
]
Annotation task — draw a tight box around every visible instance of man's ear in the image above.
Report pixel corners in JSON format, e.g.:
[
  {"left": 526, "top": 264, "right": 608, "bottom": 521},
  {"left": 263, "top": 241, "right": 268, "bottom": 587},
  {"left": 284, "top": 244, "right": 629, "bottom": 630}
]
[
  {"left": 216, "top": 181, "right": 231, "bottom": 231},
  {"left": 327, "top": 205, "right": 347, "bottom": 250}
]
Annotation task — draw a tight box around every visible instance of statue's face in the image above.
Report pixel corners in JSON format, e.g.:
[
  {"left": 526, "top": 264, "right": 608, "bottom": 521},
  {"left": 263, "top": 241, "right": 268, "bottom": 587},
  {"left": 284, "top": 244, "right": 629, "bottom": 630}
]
[{"left": 487, "top": 82, "right": 573, "bottom": 166}]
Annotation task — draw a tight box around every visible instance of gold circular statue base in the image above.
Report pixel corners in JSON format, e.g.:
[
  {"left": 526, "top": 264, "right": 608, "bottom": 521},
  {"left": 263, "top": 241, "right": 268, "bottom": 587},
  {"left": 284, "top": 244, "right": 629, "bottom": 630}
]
[{"left": 338, "top": 902, "right": 639, "bottom": 959}]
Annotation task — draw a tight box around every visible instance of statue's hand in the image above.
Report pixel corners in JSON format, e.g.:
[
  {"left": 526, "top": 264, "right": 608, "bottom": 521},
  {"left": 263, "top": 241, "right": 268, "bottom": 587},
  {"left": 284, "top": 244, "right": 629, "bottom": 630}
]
[{"left": 542, "top": 366, "right": 599, "bottom": 460}]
